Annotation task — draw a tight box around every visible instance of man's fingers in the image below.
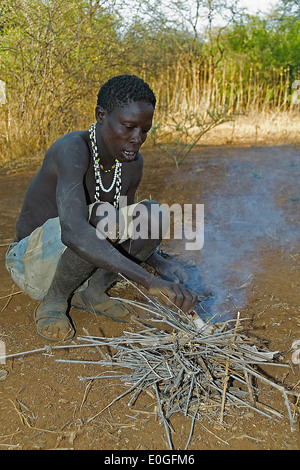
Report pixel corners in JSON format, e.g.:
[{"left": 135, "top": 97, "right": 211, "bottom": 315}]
[
  {"left": 177, "top": 286, "right": 196, "bottom": 313},
  {"left": 148, "top": 279, "right": 197, "bottom": 313},
  {"left": 174, "top": 268, "right": 189, "bottom": 284},
  {"left": 160, "top": 270, "right": 180, "bottom": 283},
  {"left": 172, "top": 283, "right": 185, "bottom": 309},
  {"left": 165, "top": 273, "right": 180, "bottom": 283},
  {"left": 161, "top": 284, "right": 197, "bottom": 313}
]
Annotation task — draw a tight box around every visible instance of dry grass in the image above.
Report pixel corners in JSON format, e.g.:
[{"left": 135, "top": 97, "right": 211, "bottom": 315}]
[
  {"left": 199, "top": 110, "right": 300, "bottom": 146},
  {"left": 149, "top": 59, "right": 300, "bottom": 158},
  {"left": 0, "top": 56, "right": 299, "bottom": 172},
  {"left": 1, "top": 109, "right": 298, "bottom": 173}
]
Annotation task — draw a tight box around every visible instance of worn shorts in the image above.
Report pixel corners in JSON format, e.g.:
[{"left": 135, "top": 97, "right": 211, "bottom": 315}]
[{"left": 5, "top": 201, "right": 146, "bottom": 301}]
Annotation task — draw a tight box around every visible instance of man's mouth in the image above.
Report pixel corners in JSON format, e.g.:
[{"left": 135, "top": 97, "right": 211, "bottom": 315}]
[{"left": 122, "top": 150, "right": 136, "bottom": 161}]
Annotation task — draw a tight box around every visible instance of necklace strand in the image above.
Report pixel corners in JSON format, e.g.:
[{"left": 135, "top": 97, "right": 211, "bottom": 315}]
[{"left": 89, "top": 123, "right": 122, "bottom": 208}]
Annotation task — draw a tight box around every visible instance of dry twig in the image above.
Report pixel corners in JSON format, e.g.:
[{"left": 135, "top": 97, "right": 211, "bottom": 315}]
[
  {"left": 3, "top": 279, "right": 298, "bottom": 449},
  {"left": 54, "top": 284, "right": 298, "bottom": 449}
]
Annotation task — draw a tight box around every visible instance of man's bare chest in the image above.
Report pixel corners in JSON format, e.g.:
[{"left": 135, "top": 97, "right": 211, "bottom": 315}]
[{"left": 84, "top": 159, "right": 132, "bottom": 205}]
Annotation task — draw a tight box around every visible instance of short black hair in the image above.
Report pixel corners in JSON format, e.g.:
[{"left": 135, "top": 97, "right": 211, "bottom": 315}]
[{"left": 97, "top": 74, "right": 156, "bottom": 113}]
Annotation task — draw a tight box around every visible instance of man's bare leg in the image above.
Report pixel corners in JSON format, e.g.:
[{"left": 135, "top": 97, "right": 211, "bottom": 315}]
[
  {"left": 35, "top": 234, "right": 158, "bottom": 341},
  {"left": 35, "top": 201, "right": 164, "bottom": 340},
  {"left": 71, "top": 201, "right": 162, "bottom": 318},
  {"left": 34, "top": 248, "right": 95, "bottom": 341},
  {"left": 71, "top": 235, "right": 159, "bottom": 318}
]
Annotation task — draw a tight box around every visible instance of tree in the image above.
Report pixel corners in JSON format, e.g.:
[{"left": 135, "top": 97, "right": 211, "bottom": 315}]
[
  {"left": 225, "top": 0, "right": 299, "bottom": 75},
  {"left": 0, "top": 0, "right": 125, "bottom": 167}
]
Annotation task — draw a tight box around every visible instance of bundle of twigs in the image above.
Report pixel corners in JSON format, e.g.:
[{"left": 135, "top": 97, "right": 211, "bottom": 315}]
[{"left": 56, "top": 277, "right": 298, "bottom": 449}]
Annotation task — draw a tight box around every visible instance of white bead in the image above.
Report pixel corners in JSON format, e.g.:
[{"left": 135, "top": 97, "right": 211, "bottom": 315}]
[{"left": 89, "top": 123, "right": 122, "bottom": 208}]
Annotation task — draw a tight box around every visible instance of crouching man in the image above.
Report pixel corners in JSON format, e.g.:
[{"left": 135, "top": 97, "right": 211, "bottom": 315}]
[{"left": 6, "top": 74, "right": 197, "bottom": 341}]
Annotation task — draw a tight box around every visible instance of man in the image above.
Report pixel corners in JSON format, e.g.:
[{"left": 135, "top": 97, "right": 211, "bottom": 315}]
[{"left": 6, "top": 74, "right": 197, "bottom": 341}]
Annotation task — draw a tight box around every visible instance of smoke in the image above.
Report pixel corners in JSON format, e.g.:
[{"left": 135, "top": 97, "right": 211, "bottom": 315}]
[{"left": 183, "top": 152, "right": 300, "bottom": 322}]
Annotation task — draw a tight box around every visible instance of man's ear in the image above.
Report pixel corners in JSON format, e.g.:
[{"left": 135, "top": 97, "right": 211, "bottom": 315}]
[{"left": 95, "top": 106, "right": 107, "bottom": 123}]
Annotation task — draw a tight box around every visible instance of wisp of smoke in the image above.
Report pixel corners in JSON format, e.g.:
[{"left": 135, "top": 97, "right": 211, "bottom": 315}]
[{"left": 184, "top": 152, "right": 300, "bottom": 321}]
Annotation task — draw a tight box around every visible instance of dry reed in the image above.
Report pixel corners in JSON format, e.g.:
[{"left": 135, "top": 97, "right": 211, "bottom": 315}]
[
  {"left": 0, "top": 278, "right": 298, "bottom": 449},
  {"left": 152, "top": 59, "right": 299, "bottom": 121},
  {"left": 1, "top": 57, "right": 299, "bottom": 171},
  {"left": 149, "top": 60, "right": 300, "bottom": 164},
  {"left": 54, "top": 277, "right": 299, "bottom": 449}
]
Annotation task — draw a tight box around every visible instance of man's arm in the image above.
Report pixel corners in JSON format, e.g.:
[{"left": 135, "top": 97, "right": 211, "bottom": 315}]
[
  {"left": 146, "top": 251, "right": 189, "bottom": 284},
  {"left": 55, "top": 137, "right": 155, "bottom": 289},
  {"left": 55, "top": 138, "right": 197, "bottom": 312}
]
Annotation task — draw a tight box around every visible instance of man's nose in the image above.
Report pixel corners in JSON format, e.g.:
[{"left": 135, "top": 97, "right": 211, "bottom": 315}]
[{"left": 130, "top": 128, "right": 144, "bottom": 145}]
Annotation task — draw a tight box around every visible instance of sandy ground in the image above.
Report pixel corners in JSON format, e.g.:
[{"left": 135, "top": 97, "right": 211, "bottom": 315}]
[{"left": 0, "top": 144, "right": 299, "bottom": 451}]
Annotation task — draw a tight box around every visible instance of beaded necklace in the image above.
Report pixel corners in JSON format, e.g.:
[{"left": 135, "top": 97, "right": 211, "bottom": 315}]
[{"left": 89, "top": 123, "right": 122, "bottom": 209}]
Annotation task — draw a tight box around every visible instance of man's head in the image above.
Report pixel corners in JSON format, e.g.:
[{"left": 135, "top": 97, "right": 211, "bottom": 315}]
[
  {"left": 95, "top": 75, "right": 156, "bottom": 163},
  {"left": 97, "top": 74, "right": 156, "bottom": 114}
]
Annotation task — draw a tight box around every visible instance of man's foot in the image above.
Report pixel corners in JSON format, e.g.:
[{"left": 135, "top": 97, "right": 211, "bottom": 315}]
[
  {"left": 71, "top": 291, "right": 130, "bottom": 322},
  {"left": 34, "top": 302, "right": 75, "bottom": 341}
]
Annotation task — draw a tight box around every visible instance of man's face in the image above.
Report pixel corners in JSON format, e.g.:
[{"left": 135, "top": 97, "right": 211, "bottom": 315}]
[{"left": 96, "top": 101, "right": 154, "bottom": 163}]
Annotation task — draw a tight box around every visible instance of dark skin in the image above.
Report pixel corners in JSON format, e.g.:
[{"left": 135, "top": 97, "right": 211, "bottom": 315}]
[{"left": 15, "top": 101, "right": 197, "bottom": 314}]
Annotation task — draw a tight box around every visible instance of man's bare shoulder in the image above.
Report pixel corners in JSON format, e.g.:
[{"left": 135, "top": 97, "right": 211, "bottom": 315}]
[{"left": 46, "top": 130, "right": 91, "bottom": 171}]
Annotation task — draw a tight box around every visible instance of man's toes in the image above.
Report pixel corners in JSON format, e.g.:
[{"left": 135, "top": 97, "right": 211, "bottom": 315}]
[
  {"left": 34, "top": 304, "right": 75, "bottom": 341},
  {"left": 37, "top": 319, "right": 74, "bottom": 341},
  {"left": 41, "top": 325, "right": 72, "bottom": 340},
  {"left": 41, "top": 323, "right": 67, "bottom": 340}
]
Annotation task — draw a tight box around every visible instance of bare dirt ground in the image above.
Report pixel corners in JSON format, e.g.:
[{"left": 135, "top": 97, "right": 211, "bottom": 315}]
[{"left": 0, "top": 144, "right": 299, "bottom": 451}]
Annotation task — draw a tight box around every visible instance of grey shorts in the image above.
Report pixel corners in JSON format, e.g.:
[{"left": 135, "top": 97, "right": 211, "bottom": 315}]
[{"left": 5, "top": 201, "right": 146, "bottom": 301}]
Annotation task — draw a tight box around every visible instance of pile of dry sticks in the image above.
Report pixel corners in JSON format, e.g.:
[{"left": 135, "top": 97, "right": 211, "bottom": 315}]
[
  {"left": 1, "top": 277, "right": 298, "bottom": 449},
  {"left": 56, "top": 277, "right": 299, "bottom": 449}
]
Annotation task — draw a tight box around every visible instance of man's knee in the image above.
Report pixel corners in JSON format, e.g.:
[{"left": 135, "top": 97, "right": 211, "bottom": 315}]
[{"left": 90, "top": 202, "right": 119, "bottom": 241}]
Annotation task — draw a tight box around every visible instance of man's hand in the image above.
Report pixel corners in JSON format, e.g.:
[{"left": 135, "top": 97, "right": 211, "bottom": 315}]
[
  {"left": 155, "top": 260, "right": 189, "bottom": 284},
  {"left": 147, "top": 277, "right": 197, "bottom": 313},
  {"left": 148, "top": 253, "right": 189, "bottom": 284}
]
